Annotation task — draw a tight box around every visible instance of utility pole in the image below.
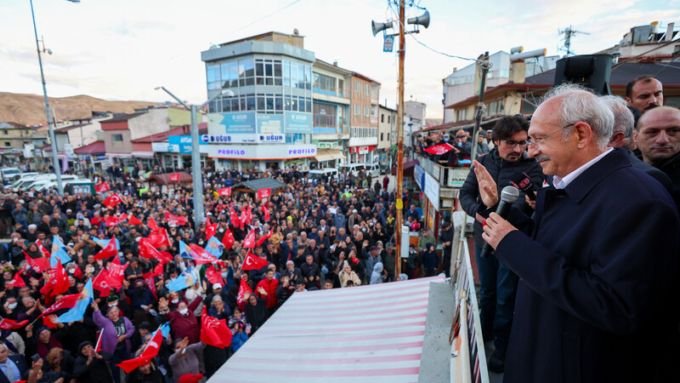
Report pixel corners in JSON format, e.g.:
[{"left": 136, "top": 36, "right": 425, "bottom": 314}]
[
  {"left": 394, "top": 0, "right": 406, "bottom": 277},
  {"left": 559, "top": 26, "right": 589, "bottom": 57},
  {"left": 470, "top": 52, "right": 490, "bottom": 162}
]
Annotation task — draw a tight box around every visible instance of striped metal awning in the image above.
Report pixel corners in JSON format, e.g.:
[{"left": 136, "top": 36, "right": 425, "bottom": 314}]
[{"left": 208, "top": 276, "right": 446, "bottom": 383}]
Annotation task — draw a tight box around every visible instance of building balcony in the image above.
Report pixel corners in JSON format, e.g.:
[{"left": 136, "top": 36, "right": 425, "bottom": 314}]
[{"left": 414, "top": 154, "right": 470, "bottom": 192}]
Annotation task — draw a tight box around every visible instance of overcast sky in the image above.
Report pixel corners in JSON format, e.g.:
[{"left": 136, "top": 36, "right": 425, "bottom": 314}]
[{"left": 1, "top": 0, "right": 678, "bottom": 118}]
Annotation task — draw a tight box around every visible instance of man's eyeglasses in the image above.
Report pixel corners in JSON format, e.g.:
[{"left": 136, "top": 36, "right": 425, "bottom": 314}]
[{"left": 503, "top": 139, "right": 528, "bottom": 148}]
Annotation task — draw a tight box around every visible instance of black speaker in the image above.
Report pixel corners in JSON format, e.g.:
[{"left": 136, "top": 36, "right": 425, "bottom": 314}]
[{"left": 553, "top": 54, "right": 613, "bottom": 95}]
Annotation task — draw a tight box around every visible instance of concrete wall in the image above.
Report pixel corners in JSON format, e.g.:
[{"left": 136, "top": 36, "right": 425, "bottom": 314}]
[{"left": 103, "top": 130, "right": 132, "bottom": 154}]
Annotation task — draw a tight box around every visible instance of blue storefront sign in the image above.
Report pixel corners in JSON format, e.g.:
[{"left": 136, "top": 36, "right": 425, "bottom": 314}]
[
  {"left": 257, "top": 114, "right": 284, "bottom": 134},
  {"left": 222, "top": 112, "right": 256, "bottom": 133},
  {"left": 285, "top": 112, "right": 313, "bottom": 134},
  {"left": 168, "top": 136, "right": 193, "bottom": 154}
]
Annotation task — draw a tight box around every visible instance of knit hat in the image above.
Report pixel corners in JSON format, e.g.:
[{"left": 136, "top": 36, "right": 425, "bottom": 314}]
[{"left": 78, "top": 341, "right": 93, "bottom": 353}]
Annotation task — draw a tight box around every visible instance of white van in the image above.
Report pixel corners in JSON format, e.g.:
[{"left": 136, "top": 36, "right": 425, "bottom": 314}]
[
  {"left": 308, "top": 168, "right": 339, "bottom": 183},
  {"left": 22, "top": 175, "right": 78, "bottom": 191},
  {"left": 340, "top": 163, "right": 380, "bottom": 178},
  {"left": 1, "top": 167, "right": 21, "bottom": 185}
]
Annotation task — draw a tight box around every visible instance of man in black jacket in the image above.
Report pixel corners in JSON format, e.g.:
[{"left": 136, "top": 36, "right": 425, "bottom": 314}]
[{"left": 459, "top": 115, "right": 543, "bottom": 372}]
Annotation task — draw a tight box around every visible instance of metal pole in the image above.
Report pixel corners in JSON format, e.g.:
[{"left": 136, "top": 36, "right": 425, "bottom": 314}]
[
  {"left": 395, "top": 0, "right": 406, "bottom": 277},
  {"left": 470, "top": 52, "right": 490, "bottom": 162},
  {"left": 29, "top": 0, "right": 63, "bottom": 195},
  {"left": 190, "top": 105, "right": 204, "bottom": 228}
]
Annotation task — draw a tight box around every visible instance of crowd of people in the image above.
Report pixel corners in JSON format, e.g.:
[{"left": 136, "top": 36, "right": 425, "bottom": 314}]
[{"left": 0, "top": 160, "right": 451, "bottom": 383}]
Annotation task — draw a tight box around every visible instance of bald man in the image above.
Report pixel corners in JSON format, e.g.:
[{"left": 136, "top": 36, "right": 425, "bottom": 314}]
[{"left": 636, "top": 106, "right": 680, "bottom": 206}]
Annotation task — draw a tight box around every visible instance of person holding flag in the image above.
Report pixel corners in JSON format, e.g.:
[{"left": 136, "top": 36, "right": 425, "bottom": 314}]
[
  {"left": 73, "top": 339, "right": 114, "bottom": 383},
  {"left": 168, "top": 337, "right": 205, "bottom": 382},
  {"left": 92, "top": 299, "right": 135, "bottom": 383}
]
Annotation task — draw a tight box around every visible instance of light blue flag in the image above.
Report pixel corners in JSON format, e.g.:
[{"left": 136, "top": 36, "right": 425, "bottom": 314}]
[
  {"left": 159, "top": 322, "right": 171, "bottom": 339},
  {"left": 93, "top": 236, "right": 120, "bottom": 251},
  {"left": 205, "top": 236, "right": 224, "bottom": 258},
  {"left": 167, "top": 274, "right": 191, "bottom": 292},
  {"left": 57, "top": 279, "right": 94, "bottom": 324},
  {"left": 51, "top": 236, "right": 72, "bottom": 267},
  {"left": 179, "top": 240, "right": 193, "bottom": 259}
]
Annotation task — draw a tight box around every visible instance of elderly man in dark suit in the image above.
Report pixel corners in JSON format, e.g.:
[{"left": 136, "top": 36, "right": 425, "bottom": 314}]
[
  {"left": 0, "top": 343, "right": 26, "bottom": 383},
  {"left": 477, "top": 84, "right": 680, "bottom": 383}
]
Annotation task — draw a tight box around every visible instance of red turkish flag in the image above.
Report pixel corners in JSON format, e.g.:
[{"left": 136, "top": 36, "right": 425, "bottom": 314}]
[
  {"left": 104, "top": 216, "right": 120, "bottom": 227},
  {"left": 143, "top": 262, "right": 165, "bottom": 280},
  {"left": 239, "top": 205, "right": 252, "bottom": 227},
  {"left": 147, "top": 217, "right": 160, "bottom": 231},
  {"left": 187, "top": 243, "right": 218, "bottom": 265},
  {"left": 95, "top": 181, "right": 110, "bottom": 193},
  {"left": 42, "top": 293, "right": 81, "bottom": 316},
  {"left": 242, "top": 230, "right": 256, "bottom": 250},
  {"left": 43, "top": 314, "right": 59, "bottom": 329},
  {"left": 205, "top": 266, "right": 224, "bottom": 286},
  {"left": 147, "top": 228, "right": 170, "bottom": 248},
  {"left": 0, "top": 318, "right": 29, "bottom": 331},
  {"left": 261, "top": 204, "right": 270, "bottom": 223},
  {"left": 5, "top": 272, "right": 26, "bottom": 289},
  {"left": 165, "top": 212, "right": 188, "bottom": 226},
  {"left": 139, "top": 238, "right": 173, "bottom": 264},
  {"left": 237, "top": 277, "right": 252, "bottom": 307},
  {"left": 218, "top": 187, "right": 232, "bottom": 198},
  {"left": 93, "top": 269, "right": 115, "bottom": 297},
  {"left": 107, "top": 259, "right": 128, "bottom": 290},
  {"left": 24, "top": 253, "right": 50, "bottom": 273},
  {"left": 169, "top": 172, "right": 181, "bottom": 183},
  {"left": 242, "top": 252, "right": 268, "bottom": 271},
  {"left": 40, "top": 260, "right": 69, "bottom": 299},
  {"left": 178, "top": 373, "right": 204, "bottom": 383},
  {"left": 221, "top": 229, "right": 235, "bottom": 250},
  {"left": 200, "top": 309, "right": 232, "bottom": 348},
  {"left": 118, "top": 328, "right": 164, "bottom": 373},
  {"left": 36, "top": 240, "right": 51, "bottom": 258},
  {"left": 256, "top": 188, "right": 271, "bottom": 201},
  {"left": 204, "top": 218, "right": 217, "bottom": 239},
  {"left": 103, "top": 193, "right": 123, "bottom": 209},
  {"left": 94, "top": 237, "right": 118, "bottom": 261},
  {"left": 424, "top": 142, "right": 456, "bottom": 156},
  {"left": 255, "top": 232, "right": 272, "bottom": 248},
  {"left": 229, "top": 208, "right": 242, "bottom": 230},
  {"left": 128, "top": 215, "right": 143, "bottom": 226}
]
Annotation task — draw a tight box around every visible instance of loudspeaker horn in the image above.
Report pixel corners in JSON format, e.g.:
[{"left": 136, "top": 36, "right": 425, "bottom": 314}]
[
  {"left": 407, "top": 10, "right": 430, "bottom": 29},
  {"left": 372, "top": 20, "right": 393, "bottom": 36}
]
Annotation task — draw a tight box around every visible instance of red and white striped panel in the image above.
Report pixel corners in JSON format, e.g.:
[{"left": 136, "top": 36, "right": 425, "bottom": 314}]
[{"left": 208, "top": 276, "right": 445, "bottom": 383}]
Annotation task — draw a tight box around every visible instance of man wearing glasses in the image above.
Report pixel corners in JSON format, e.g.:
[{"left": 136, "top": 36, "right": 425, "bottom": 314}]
[
  {"left": 459, "top": 114, "right": 543, "bottom": 373},
  {"left": 479, "top": 84, "right": 679, "bottom": 382}
]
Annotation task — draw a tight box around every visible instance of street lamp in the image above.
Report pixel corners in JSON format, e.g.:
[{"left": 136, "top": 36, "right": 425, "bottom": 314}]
[
  {"left": 29, "top": 0, "right": 80, "bottom": 196},
  {"left": 154, "top": 86, "right": 234, "bottom": 229}
]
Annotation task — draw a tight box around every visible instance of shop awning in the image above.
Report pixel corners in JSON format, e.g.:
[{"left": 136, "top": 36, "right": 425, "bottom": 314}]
[
  {"left": 73, "top": 141, "right": 105, "bottom": 155},
  {"left": 208, "top": 276, "right": 450, "bottom": 383},
  {"left": 131, "top": 151, "right": 154, "bottom": 158},
  {"left": 232, "top": 178, "right": 288, "bottom": 193},
  {"left": 314, "top": 148, "right": 344, "bottom": 162}
]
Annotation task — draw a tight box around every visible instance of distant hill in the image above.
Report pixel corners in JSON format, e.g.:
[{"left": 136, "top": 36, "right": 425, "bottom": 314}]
[{"left": 0, "top": 92, "right": 157, "bottom": 127}]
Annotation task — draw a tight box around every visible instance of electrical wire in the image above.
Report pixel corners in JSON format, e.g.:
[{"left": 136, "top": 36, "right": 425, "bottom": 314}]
[
  {"left": 234, "top": 0, "right": 303, "bottom": 32},
  {"left": 386, "top": 0, "right": 478, "bottom": 62}
]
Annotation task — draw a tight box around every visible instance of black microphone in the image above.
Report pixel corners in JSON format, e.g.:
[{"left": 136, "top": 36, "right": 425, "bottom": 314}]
[
  {"left": 479, "top": 185, "right": 520, "bottom": 258},
  {"left": 510, "top": 172, "right": 536, "bottom": 201}
]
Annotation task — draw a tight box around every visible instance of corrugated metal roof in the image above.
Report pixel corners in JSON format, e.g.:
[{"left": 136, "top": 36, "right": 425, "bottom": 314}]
[{"left": 209, "top": 276, "right": 445, "bottom": 383}]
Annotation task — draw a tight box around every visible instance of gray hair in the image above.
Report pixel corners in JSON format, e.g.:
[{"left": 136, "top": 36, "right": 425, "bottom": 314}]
[
  {"left": 600, "top": 95, "right": 634, "bottom": 139},
  {"left": 543, "top": 84, "right": 614, "bottom": 149}
]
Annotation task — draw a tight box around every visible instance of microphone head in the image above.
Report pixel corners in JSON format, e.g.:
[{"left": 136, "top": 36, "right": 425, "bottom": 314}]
[{"left": 500, "top": 185, "right": 520, "bottom": 203}]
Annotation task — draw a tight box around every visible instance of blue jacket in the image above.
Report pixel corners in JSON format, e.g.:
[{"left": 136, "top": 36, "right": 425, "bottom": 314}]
[
  {"left": 231, "top": 332, "right": 248, "bottom": 353},
  {"left": 497, "top": 150, "right": 680, "bottom": 383}
]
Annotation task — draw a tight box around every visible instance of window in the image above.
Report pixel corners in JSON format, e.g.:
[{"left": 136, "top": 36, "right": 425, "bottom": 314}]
[
  {"left": 255, "top": 59, "right": 282, "bottom": 86},
  {"left": 387, "top": 133, "right": 390, "bottom": 141},
  {"left": 314, "top": 103, "right": 337, "bottom": 128},
  {"left": 221, "top": 61, "right": 238, "bottom": 89},
  {"left": 387, "top": 115, "right": 391, "bottom": 124},
  {"left": 4, "top": 142, "right": 10, "bottom": 147},
  {"left": 112, "top": 134, "right": 124, "bottom": 142},
  {"left": 238, "top": 58, "right": 254, "bottom": 86},
  {"left": 338, "top": 79, "right": 344, "bottom": 97},
  {"left": 380, "top": 133, "right": 384, "bottom": 141},
  {"left": 381, "top": 114, "right": 385, "bottom": 123},
  {"left": 456, "top": 109, "right": 467, "bottom": 121},
  {"left": 364, "top": 106, "right": 370, "bottom": 117},
  {"left": 354, "top": 104, "right": 361, "bottom": 116},
  {"left": 2, "top": 130, "right": 7, "bottom": 135},
  {"left": 313, "top": 72, "right": 336, "bottom": 94}
]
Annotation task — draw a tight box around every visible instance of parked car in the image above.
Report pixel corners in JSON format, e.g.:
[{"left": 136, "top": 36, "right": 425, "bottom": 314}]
[
  {"left": 339, "top": 163, "right": 381, "bottom": 178},
  {"left": 0, "top": 167, "right": 21, "bottom": 185}
]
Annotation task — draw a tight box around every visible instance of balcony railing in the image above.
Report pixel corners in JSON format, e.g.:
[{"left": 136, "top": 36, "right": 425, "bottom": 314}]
[{"left": 415, "top": 153, "right": 471, "bottom": 189}]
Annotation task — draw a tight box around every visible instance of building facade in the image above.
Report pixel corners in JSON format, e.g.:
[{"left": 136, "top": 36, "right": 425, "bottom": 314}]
[
  {"left": 348, "top": 73, "right": 380, "bottom": 164},
  {"left": 311, "top": 59, "right": 351, "bottom": 168},
  {"left": 378, "top": 104, "right": 396, "bottom": 170},
  {"left": 200, "top": 31, "right": 317, "bottom": 172}
]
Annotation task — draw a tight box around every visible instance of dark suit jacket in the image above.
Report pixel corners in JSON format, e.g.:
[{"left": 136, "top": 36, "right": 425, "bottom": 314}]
[
  {"left": 0, "top": 355, "right": 27, "bottom": 383},
  {"left": 497, "top": 149, "right": 680, "bottom": 383}
]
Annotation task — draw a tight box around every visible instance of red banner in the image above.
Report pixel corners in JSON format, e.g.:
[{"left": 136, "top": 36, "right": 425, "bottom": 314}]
[
  {"left": 256, "top": 188, "right": 271, "bottom": 201},
  {"left": 218, "top": 187, "right": 232, "bottom": 198},
  {"left": 424, "top": 142, "right": 456, "bottom": 156}
]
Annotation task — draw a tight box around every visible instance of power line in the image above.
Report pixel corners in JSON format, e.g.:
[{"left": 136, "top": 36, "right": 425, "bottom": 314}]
[
  {"left": 386, "top": 0, "right": 477, "bottom": 62},
  {"left": 233, "top": 0, "right": 302, "bottom": 33}
]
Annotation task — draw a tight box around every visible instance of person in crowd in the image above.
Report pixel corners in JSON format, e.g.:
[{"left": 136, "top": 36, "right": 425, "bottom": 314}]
[
  {"left": 421, "top": 244, "right": 439, "bottom": 277},
  {"left": 480, "top": 84, "right": 680, "bottom": 382},
  {"left": 73, "top": 341, "right": 114, "bottom": 383},
  {"left": 625, "top": 75, "right": 663, "bottom": 113},
  {"left": 459, "top": 114, "right": 544, "bottom": 373},
  {"left": 635, "top": 106, "right": 680, "bottom": 207},
  {"left": 168, "top": 337, "right": 204, "bottom": 383}
]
